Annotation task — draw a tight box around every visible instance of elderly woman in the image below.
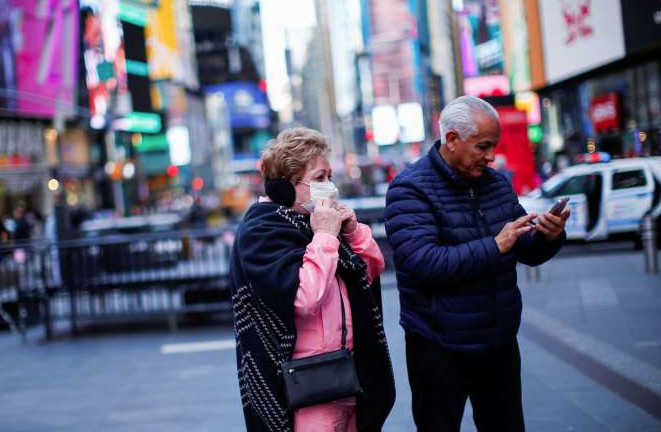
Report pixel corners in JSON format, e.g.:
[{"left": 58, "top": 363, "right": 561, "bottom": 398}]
[{"left": 229, "top": 127, "right": 395, "bottom": 432}]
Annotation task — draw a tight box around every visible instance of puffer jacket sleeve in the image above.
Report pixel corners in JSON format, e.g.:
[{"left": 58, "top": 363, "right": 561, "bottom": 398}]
[{"left": 385, "top": 179, "right": 501, "bottom": 286}]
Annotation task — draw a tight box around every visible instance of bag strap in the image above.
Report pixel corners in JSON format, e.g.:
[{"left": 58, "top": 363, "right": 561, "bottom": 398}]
[{"left": 337, "top": 276, "right": 347, "bottom": 350}]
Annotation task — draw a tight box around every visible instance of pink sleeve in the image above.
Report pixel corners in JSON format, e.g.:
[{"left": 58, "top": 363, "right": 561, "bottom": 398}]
[
  {"left": 344, "top": 223, "right": 385, "bottom": 283},
  {"left": 294, "top": 232, "right": 340, "bottom": 316}
]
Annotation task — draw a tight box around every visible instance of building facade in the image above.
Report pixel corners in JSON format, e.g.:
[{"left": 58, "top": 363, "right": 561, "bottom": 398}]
[{"left": 534, "top": 0, "right": 661, "bottom": 169}]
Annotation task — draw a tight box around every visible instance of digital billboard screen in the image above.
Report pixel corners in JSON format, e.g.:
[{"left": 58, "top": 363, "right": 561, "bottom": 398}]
[
  {"left": 0, "top": 0, "right": 79, "bottom": 118},
  {"left": 538, "top": 0, "right": 625, "bottom": 84},
  {"left": 455, "top": 0, "right": 504, "bottom": 78}
]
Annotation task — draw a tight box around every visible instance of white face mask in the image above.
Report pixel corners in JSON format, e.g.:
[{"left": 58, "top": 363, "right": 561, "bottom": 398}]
[{"left": 297, "top": 181, "right": 338, "bottom": 212}]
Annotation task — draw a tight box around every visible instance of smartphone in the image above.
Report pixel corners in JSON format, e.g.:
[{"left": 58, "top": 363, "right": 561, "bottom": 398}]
[
  {"left": 549, "top": 197, "right": 570, "bottom": 216},
  {"left": 531, "top": 197, "right": 569, "bottom": 235}
]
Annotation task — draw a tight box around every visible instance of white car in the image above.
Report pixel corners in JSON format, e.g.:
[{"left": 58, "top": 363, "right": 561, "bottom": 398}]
[{"left": 519, "top": 157, "right": 661, "bottom": 243}]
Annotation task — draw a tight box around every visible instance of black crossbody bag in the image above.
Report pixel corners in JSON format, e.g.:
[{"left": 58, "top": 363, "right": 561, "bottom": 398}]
[{"left": 275, "top": 279, "right": 362, "bottom": 410}]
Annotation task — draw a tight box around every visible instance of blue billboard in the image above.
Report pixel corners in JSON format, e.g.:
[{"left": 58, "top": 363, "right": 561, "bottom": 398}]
[{"left": 205, "top": 81, "right": 270, "bottom": 130}]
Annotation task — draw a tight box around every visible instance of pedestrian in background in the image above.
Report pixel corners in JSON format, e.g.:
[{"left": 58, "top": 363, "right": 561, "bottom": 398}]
[
  {"left": 0, "top": 216, "right": 9, "bottom": 265},
  {"left": 12, "top": 204, "right": 31, "bottom": 241},
  {"left": 229, "top": 127, "right": 395, "bottom": 432},
  {"left": 188, "top": 196, "right": 207, "bottom": 229},
  {"left": 0, "top": 216, "right": 8, "bottom": 244},
  {"left": 385, "top": 96, "right": 569, "bottom": 432}
]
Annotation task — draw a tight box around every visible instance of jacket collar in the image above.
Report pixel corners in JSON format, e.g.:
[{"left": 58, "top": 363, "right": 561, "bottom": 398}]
[
  {"left": 429, "top": 140, "right": 468, "bottom": 187},
  {"left": 428, "top": 140, "right": 493, "bottom": 189}
]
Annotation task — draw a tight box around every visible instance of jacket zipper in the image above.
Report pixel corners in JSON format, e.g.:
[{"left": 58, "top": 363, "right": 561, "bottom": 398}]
[
  {"left": 468, "top": 186, "right": 486, "bottom": 225},
  {"left": 468, "top": 185, "right": 498, "bottom": 346}
]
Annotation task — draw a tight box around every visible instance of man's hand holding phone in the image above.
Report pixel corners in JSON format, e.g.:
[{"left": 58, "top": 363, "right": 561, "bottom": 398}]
[
  {"left": 496, "top": 213, "right": 537, "bottom": 254},
  {"left": 534, "top": 197, "right": 571, "bottom": 241}
]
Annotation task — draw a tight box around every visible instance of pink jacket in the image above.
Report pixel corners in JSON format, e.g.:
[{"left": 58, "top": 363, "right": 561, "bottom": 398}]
[{"left": 293, "top": 223, "right": 385, "bottom": 359}]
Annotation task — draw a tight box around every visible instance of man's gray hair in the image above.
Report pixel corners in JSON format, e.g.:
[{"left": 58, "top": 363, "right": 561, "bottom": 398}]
[{"left": 439, "top": 95, "right": 499, "bottom": 144}]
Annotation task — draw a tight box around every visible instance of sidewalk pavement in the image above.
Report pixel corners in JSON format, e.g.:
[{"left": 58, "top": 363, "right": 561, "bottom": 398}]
[
  {"left": 515, "top": 248, "right": 661, "bottom": 431},
  {"left": 0, "top": 248, "right": 660, "bottom": 431}
]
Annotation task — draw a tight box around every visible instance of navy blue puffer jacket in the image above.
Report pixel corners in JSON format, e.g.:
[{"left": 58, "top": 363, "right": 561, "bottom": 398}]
[{"left": 385, "top": 141, "right": 564, "bottom": 353}]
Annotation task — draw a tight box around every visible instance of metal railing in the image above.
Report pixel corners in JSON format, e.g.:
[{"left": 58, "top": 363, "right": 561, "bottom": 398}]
[{"left": 0, "top": 227, "right": 235, "bottom": 339}]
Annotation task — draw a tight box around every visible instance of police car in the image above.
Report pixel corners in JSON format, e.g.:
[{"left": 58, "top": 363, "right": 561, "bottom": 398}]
[{"left": 519, "top": 155, "right": 661, "bottom": 243}]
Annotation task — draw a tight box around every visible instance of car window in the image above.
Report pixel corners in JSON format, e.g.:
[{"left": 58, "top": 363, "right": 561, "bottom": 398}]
[
  {"left": 541, "top": 173, "right": 569, "bottom": 194},
  {"left": 612, "top": 169, "right": 647, "bottom": 190},
  {"left": 550, "top": 174, "right": 601, "bottom": 197}
]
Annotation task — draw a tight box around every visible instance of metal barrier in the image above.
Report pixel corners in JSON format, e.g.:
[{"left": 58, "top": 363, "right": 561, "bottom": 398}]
[
  {"left": 0, "top": 239, "right": 44, "bottom": 342},
  {"left": 0, "top": 227, "right": 234, "bottom": 339},
  {"left": 641, "top": 214, "right": 659, "bottom": 274},
  {"left": 525, "top": 265, "right": 541, "bottom": 282}
]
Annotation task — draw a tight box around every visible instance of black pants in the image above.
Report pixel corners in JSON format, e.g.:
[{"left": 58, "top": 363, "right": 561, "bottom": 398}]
[{"left": 405, "top": 333, "right": 525, "bottom": 432}]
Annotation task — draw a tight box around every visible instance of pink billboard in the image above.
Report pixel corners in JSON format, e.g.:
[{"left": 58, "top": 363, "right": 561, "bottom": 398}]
[
  {"left": 369, "top": 0, "right": 419, "bottom": 105},
  {"left": 8, "top": 0, "right": 79, "bottom": 118}
]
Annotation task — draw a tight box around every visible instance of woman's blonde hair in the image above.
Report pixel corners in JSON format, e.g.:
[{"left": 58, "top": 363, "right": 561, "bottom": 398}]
[{"left": 260, "top": 127, "right": 330, "bottom": 182}]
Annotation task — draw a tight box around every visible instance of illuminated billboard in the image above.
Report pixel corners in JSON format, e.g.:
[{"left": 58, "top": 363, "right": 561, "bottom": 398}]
[
  {"left": 146, "top": 0, "right": 179, "bottom": 81},
  {"left": 82, "top": 0, "right": 157, "bottom": 128},
  {"left": 455, "top": 0, "right": 504, "bottom": 78},
  {"left": 146, "top": 0, "right": 199, "bottom": 98},
  {"left": 81, "top": 0, "right": 131, "bottom": 124},
  {"left": 498, "top": 0, "right": 530, "bottom": 92},
  {"left": 538, "top": 0, "right": 625, "bottom": 85},
  {"left": 369, "top": 0, "right": 420, "bottom": 104},
  {"left": 0, "top": 1, "right": 79, "bottom": 118}
]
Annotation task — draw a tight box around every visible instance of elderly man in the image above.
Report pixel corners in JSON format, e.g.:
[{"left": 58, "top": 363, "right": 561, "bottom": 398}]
[{"left": 385, "top": 95, "right": 569, "bottom": 432}]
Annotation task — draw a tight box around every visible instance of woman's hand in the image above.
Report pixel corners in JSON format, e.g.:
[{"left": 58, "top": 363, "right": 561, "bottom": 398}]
[
  {"left": 311, "top": 199, "right": 343, "bottom": 237},
  {"left": 334, "top": 202, "right": 358, "bottom": 234}
]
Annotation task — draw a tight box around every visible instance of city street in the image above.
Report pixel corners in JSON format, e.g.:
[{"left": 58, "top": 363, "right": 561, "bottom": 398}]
[
  {"left": 2, "top": 1, "right": 661, "bottom": 430},
  {"left": 1, "top": 244, "right": 660, "bottom": 431}
]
